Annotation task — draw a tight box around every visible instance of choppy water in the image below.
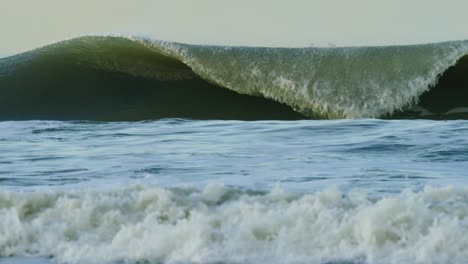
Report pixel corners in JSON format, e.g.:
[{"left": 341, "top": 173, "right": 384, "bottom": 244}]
[{"left": 1, "top": 119, "right": 468, "bottom": 264}]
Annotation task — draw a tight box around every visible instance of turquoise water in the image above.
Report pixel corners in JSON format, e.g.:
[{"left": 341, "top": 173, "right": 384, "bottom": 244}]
[{"left": 1, "top": 119, "right": 468, "bottom": 263}]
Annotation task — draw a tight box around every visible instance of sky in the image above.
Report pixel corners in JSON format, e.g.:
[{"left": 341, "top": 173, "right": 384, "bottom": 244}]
[{"left": 1, "top": 0, "right": 468, "bottom": 54}]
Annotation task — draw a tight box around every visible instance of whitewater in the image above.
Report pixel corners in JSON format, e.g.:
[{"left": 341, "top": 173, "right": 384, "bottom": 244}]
[{"left": 3, "top": 184, "right": 468, "bottom": 264}]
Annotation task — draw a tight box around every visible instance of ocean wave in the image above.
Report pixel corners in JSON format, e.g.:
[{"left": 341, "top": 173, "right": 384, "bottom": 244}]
[
  {"left": 0, "top": 35, "right": 467, "bottom": 120},
  {"left": 1, "top": 184, "right": 468, "bottom": 264}
]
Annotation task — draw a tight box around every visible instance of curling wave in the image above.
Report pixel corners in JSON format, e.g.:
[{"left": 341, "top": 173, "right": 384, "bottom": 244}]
[{"left": 0, "top": 35, "right": 467, "bottom": 120}]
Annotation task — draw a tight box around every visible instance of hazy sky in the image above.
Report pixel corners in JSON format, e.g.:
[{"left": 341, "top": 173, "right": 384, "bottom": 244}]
[{"left": 1, "top": 0, "right": 468, "bottom": 54}]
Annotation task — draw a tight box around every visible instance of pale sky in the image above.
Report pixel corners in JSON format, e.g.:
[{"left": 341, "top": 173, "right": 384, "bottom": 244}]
[{"left": 1, "top": 0, "right": 468, "bottom": 54}]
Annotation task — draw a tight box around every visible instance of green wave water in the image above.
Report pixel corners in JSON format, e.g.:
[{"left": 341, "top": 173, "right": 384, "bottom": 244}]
[{"left": 1, "top": 35, "right": 467, "bottom": 120}]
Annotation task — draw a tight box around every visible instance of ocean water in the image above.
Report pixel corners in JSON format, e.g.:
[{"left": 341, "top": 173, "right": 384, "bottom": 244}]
[
  {"left": 1, "top": 119, "right": 468, "bottom": 264},
  {"left": 1, "top": 36, "right": 467, "bottom": 120},
  {"left": 1, "top": 36, "right": 468, "bottom": 264}
]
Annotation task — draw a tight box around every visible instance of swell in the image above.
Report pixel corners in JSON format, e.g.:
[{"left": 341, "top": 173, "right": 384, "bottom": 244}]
[{"left": 0, "top": 35, "right": 467, "bottom": 120}]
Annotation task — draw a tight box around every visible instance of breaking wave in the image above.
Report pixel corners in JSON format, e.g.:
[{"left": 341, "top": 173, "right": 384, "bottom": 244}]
[
  {"left": 1, "top": 184, "right": 468, "bottom": 264},
  {"left": 0, "top": 35, "right": 467, "bottom": 120}
]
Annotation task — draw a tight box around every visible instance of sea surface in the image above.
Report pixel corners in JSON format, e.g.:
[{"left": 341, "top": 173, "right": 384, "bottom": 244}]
[
  {"left": 1, "top": 119, "right": 468, "bottom": 264},
  {"left": 1, "top": 36, "right": 468, "bottom": 263}
]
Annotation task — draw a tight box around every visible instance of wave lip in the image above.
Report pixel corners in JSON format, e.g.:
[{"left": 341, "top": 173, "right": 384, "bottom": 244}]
[
  {"left": 1, "top": 35, "right": 468, "bottom": 120},
  {"left": 1, "top": 185, "right": 468, "bottom": 264}
]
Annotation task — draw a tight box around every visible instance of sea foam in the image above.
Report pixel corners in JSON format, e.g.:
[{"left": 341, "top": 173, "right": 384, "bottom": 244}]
[{"left": 1, "top": 184, "right": 468, "bottom": 264}]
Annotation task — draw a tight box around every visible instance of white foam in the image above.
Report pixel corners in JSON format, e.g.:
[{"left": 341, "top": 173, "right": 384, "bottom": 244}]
[{"left": 1, "top": 185, "right": 468, "bottom": 264}]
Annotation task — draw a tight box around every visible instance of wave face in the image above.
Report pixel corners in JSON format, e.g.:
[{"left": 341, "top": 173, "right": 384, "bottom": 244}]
[
  {"left": 2, "top": 185, "right": 468, "bottom": 264},
  {"left": 0, "top": 35, "right": 468, "bottom": 120}
]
